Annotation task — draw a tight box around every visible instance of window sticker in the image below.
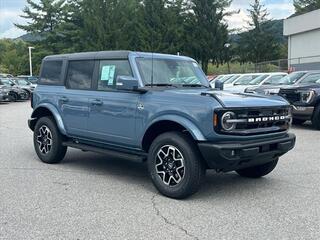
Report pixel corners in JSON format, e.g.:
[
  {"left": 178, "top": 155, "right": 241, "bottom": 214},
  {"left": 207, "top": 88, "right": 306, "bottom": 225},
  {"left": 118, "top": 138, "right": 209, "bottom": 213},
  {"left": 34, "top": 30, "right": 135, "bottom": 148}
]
[{"left": 101, "top": 65, "right": 116, "bottom": 85}]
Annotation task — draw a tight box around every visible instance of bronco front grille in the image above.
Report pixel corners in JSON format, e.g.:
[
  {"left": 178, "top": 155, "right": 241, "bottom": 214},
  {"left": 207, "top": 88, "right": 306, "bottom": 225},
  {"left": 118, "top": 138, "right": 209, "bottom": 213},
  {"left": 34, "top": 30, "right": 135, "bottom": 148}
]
[{"left": 215, "top": 106, "right": 291, "bottom": 136}]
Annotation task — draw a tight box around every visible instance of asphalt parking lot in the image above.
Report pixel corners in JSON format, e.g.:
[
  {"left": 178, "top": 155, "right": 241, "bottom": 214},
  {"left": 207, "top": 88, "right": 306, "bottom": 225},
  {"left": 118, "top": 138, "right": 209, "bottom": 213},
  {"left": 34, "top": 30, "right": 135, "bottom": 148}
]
[{"left": 0, "top": 101, "right": 319, "bottom": 240}]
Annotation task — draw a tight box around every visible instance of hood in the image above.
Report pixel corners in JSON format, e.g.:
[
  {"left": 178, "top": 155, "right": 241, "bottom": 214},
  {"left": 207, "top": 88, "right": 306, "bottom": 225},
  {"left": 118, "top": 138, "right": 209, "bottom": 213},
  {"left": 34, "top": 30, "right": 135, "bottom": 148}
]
[
  {"left": 157, "top": 87, "right": 288, "bottom": 108},
  {"left": 205, "top": 90, "right": 288, "bottom": 108},
  {"left": 280, "top": 83, "right": 320, "bottom": 91},
  {"left": 225, "top": 85, "right": 248, "bottom": 93}
]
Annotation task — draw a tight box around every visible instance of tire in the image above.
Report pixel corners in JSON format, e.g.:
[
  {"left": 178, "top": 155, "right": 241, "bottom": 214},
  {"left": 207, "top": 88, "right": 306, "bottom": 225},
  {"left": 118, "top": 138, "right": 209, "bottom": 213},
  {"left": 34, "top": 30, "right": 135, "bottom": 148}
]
[
  {"left": 9, "top": 92, "right": 18, "bottom": 102},
  {"left": 292, "top": 119, "right": 306, "bottom": 125},
  {"left": 236, "top": 159, "right": 278, "bottom": 178},
  {"left": 22, "top": 89, "right": 30, "bottom": 100},
  {"left": 33, "top": 116, "right": 67, "bottom": 164},
  {"left": 312, "top": 104, "right": 320, "bottom": 130},
  {"left": 147, "top": 132, "right": 205, "bottom": 199}
]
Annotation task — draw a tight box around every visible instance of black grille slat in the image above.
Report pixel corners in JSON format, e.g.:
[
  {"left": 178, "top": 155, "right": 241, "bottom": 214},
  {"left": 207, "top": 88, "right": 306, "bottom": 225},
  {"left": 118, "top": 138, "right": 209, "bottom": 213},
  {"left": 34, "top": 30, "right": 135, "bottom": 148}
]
[{"left": 279, "top": 89, "right": 300, "bottom": 104}]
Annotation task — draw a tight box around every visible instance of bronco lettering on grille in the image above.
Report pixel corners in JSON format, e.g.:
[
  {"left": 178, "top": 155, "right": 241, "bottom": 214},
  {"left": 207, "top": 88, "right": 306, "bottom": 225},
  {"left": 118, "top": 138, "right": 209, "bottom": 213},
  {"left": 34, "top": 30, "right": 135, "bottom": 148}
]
[{"left": 248, "top": 116, "right": 286, "bottom": 123}]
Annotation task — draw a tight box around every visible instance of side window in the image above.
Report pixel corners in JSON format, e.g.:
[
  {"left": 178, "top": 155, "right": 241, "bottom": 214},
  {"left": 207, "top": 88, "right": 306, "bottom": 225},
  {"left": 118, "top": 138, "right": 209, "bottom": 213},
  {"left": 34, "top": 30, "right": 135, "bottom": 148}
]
[
  {"left": 98, "top": 60, "right": 132, "bottom": 90},
  {"left": 66, "top": 60, "right": 94, "bottom": 90},
  {"left": 40, "top": 60, "right": 63, "bottom": 85}
]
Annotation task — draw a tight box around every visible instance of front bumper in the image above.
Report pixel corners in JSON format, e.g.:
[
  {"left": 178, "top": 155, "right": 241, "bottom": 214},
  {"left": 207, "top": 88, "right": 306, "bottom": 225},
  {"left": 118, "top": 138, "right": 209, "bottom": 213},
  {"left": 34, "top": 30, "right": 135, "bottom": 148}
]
[
  {"left": 198, "top": 133, "right": 296, "bottom": 172},
  {"left": 292, "top": 105, "right": 314, "bottom": 120}
]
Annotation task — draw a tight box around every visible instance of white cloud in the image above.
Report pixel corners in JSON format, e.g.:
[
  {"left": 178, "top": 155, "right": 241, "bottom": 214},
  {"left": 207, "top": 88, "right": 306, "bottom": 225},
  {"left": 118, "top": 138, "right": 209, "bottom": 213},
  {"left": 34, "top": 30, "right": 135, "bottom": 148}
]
[
  {"left": 225, "top": 0, "right": 295, "bottom": 31},
  {"left": 0, "top": 27, "right": 25, "bottom": 38},
  {"left": 0, "top": 9, "right": 26, "bottom": 38}
]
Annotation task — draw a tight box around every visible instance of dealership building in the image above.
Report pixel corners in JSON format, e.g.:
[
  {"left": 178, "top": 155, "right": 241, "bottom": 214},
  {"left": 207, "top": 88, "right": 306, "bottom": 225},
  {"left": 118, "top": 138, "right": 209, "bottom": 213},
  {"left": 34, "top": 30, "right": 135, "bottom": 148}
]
[{"left": 284, "top": 9, "right": 320, "bottom": 70}]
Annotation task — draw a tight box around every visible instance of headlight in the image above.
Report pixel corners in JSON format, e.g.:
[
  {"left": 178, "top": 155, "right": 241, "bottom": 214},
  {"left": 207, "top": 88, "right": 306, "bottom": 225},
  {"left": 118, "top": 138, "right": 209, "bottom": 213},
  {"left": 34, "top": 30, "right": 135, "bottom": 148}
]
[
  {"left": 221, "top": 112, "right": 237, "bottom": 131},
  {"left": 299, "top": 90, "right": 315, "bottom": 103},
  {"left": 264, "top": 88, "right": 280, "bottom": 95},
  {"left": 245, "top": 88, "right": 254, "bottom": 93}
]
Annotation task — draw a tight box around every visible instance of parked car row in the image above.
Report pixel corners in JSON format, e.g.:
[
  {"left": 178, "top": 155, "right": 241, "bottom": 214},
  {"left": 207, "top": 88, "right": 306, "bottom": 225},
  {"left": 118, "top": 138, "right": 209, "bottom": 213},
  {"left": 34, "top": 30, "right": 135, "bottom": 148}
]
[
  {"left": 0, "top": 76, "right": 38, "bottom": 102},
  {"left": 210, "top": 70, "right": 320, "bottom": 129}
]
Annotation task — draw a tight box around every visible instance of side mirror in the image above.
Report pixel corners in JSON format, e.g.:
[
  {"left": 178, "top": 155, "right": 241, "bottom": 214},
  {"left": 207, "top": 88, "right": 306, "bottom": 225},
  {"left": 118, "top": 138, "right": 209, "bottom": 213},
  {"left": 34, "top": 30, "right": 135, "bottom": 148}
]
[
  {"left": 116, "top": 76, "right": 144, "bottom": 92},
  {"left": 215, "top": 80, "right": 224, "bottom": 90}
]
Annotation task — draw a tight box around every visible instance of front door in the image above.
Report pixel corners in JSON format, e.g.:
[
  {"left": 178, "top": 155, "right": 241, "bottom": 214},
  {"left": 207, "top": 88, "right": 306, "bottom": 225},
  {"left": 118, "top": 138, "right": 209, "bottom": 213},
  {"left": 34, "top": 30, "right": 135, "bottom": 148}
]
[{"left": 87, "top": 59, "right": 139, "bottom": 147}]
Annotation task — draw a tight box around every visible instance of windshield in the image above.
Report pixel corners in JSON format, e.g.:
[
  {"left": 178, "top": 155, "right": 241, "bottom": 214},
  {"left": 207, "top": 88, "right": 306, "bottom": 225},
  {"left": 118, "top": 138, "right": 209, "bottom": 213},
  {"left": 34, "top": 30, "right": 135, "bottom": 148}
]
[
  {"left": 16, "top": 79, "right": 30, "bottom": 85},
  {"left": 299, "top": 73, "right": 320, "bottom": 84},
  {"left": 224, "top": 74, "right": 241, "bottom": 84},
  {"left": 0, "top": 79, "right": 13, "bottom": 86},
  {"left": 249, "top": 75, "right": 269, "bottom": 85},
  {"left": 136, "top": 58, "right": 209, "bottom": 87},
  {"left": 234, "top": 75, "right": 260, "bottom": 85},
  {"left": 262, "top": 75, "right": 287, "bottom": 85},
  {"left": 276, "top": 72, "right": 306, "bottom": 85}
]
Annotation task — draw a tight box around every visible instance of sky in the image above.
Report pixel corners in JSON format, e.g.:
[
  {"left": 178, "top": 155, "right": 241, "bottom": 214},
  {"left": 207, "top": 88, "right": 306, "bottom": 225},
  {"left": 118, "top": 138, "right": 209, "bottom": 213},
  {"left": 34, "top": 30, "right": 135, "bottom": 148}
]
[{"left": 0, "top": 0, "right": 295, "bottom": 39}]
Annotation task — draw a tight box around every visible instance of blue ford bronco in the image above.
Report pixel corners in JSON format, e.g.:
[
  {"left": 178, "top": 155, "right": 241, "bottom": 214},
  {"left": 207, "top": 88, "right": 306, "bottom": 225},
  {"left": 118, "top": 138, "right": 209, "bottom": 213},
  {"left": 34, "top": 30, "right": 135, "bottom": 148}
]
[{"left": 29, "top": 51, "right": 296, "bottom": 199}]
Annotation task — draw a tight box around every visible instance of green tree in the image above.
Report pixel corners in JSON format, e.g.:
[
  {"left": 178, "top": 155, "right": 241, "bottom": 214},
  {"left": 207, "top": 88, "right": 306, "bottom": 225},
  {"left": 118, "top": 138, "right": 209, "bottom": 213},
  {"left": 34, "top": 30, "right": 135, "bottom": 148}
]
[
  {"left": 0, "top": 39, "right": 29, "bottom": 75},
  {"left": 294, "top": 0, "right": 320, "bottom": 14},
  {"left": 183, "top": 0, "right": 231, "bottom": 74},
  {"left": 237, "top": 0, "right": 281, "bottom": 64},
  {"left": 15, "top": 0, "right": 67, "bottom": 54}
]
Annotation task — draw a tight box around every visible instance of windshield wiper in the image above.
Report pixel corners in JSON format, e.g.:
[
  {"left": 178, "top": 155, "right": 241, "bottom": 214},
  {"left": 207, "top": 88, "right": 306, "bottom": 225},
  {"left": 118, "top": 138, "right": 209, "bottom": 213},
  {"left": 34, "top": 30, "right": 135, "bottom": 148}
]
[
  {"left": 145, "top": 83, "right": 178, "bottom": 88},
  {"left": 181, "top": 84, "right": 209, "bottom": 88}
]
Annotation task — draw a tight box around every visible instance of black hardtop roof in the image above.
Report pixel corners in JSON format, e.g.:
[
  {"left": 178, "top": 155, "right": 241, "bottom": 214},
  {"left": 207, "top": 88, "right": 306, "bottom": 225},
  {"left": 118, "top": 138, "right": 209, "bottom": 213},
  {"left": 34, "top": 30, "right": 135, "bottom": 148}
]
[
  {"left": 44, "top": 50, "right": 131, "bottom": 61},
  {"left": 43, "top": 50, "right": 194, "bottom": 62}
]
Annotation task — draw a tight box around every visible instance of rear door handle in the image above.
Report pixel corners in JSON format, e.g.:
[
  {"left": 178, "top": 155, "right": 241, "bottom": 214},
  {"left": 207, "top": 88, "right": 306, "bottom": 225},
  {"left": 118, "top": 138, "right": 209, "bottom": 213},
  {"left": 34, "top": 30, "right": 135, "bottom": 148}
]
[
  {"left": 91, "top": 99, "right": 103, "bottom": 106},
  {"left": 60, "top": 96, "right": 69, "bottom": 102}
]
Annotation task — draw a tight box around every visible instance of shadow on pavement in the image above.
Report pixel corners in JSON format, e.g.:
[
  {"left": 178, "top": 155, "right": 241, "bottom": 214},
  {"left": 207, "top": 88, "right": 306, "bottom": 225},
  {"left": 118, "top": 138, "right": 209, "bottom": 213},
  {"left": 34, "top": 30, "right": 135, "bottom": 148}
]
[{"left": 60, "top": 148, "right": 277, "bottom": 200}]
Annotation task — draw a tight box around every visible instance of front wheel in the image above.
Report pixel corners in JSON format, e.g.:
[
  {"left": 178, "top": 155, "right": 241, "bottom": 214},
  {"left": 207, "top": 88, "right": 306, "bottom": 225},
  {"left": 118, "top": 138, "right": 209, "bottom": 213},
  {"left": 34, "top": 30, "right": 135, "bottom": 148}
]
[
  {"left": 147, "top": 132, "right": 205, "bottom": 199},
  {"left": 33, "top": 116, "right": 67, "bottom": 164},
  {"left": 22, "top": 89, "right": 30, "bottom": 100},
  {"left": 236, "top": 159, "right": 278, "bottom": 178},
  {"left": 312, "top": 105, "right": 320, "bottom": 130},
  {"left": 9, "top": 92, "right": 18, "bottom": 102}
]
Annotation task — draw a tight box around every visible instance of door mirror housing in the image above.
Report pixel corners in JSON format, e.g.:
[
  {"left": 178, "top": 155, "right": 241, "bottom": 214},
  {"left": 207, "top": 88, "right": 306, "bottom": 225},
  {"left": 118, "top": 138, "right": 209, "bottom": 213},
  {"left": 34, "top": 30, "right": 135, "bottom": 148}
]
[
  {"left": 215, "top": 80, "right": 224, "bottom": 90},
  {"left": 116, "top": 76, "right": 147, "bottom": 93}
]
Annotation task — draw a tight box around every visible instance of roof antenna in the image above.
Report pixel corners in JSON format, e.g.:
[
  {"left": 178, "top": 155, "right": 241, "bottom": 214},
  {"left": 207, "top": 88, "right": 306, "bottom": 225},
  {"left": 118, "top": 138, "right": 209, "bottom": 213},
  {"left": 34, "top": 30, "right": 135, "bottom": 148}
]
[{"left": 150, "top": 1, "right": 154, "bottom": 88}]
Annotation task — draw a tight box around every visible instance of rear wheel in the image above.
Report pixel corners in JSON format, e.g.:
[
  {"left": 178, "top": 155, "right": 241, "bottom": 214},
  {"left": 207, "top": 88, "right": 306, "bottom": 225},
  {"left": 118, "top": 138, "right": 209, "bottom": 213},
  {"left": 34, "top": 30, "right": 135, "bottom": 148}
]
[
  {"left": 312, "top": 105, "right": 320, "bottom": 130},
  {"left": 292, "top": 119, "right": 306, "bottom": 125},
  {"left": 236, "top": 159, "right": 278, "bottom": 178},
  {"left": 147, "top": 132, "right": 205, "bottom": 199},
  {"left": 33, "top": 116, "right": 67, "bottom": 164}
]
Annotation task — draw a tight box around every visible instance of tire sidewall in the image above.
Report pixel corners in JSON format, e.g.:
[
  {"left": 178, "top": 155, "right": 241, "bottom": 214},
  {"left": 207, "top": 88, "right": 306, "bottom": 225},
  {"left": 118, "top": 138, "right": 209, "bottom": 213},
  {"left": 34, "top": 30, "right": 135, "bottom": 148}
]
[
  {"left": 33, "top": 117, "right": 65, "bottom": 163},
  {"left": 148, "top": 132, "right": 203, "bottom": 198}
]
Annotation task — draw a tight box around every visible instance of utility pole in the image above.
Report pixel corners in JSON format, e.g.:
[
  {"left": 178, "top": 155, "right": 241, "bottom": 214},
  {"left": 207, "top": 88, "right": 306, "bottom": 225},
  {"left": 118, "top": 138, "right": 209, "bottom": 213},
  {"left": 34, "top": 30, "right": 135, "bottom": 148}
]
[{"left": 28, "top": 46, "right": 34, "bottom": 76}]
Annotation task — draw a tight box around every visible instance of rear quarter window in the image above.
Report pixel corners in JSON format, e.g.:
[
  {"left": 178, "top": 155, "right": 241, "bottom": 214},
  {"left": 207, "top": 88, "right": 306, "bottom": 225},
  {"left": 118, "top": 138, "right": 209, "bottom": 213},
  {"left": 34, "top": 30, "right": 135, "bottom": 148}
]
[{"left": 39, "top": 60, "right": 63, "bottom": 85}]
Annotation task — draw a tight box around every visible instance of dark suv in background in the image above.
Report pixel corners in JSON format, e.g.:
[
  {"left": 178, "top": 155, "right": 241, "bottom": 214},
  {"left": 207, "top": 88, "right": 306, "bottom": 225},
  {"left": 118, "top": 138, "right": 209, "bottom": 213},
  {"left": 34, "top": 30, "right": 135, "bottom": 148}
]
[
  {"left": 0, "top": 78, "right": 29, "bottom": 101},
  {"left": 277, "top": 72, "right": 320, "bottom": 129}
]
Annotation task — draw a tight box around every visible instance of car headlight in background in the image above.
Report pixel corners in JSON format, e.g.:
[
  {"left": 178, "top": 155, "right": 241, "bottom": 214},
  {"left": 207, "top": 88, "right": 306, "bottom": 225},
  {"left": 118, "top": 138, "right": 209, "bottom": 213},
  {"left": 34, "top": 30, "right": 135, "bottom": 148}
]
[
  {"left": 299, "top": 90, "right": 315, "bottom": 103},
  {"left": 264, "top": 88, "right": 280, "bottom": 95},
  {"left": 244, "top": 88, "right": 255, "bottom": 93},
  {"left": 221, "top": 111, "right": 237, "bottom": 131}
]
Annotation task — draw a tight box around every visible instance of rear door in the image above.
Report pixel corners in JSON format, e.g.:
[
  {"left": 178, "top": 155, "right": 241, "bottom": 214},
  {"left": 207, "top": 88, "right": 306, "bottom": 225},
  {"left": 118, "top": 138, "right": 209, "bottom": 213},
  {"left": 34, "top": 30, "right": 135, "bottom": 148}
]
[
  {"left": 87, "top": 59, "right": 139, "bottom": 147},
  {"left": 59, "top": 60, "right": 95, "bottom": 137}
]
